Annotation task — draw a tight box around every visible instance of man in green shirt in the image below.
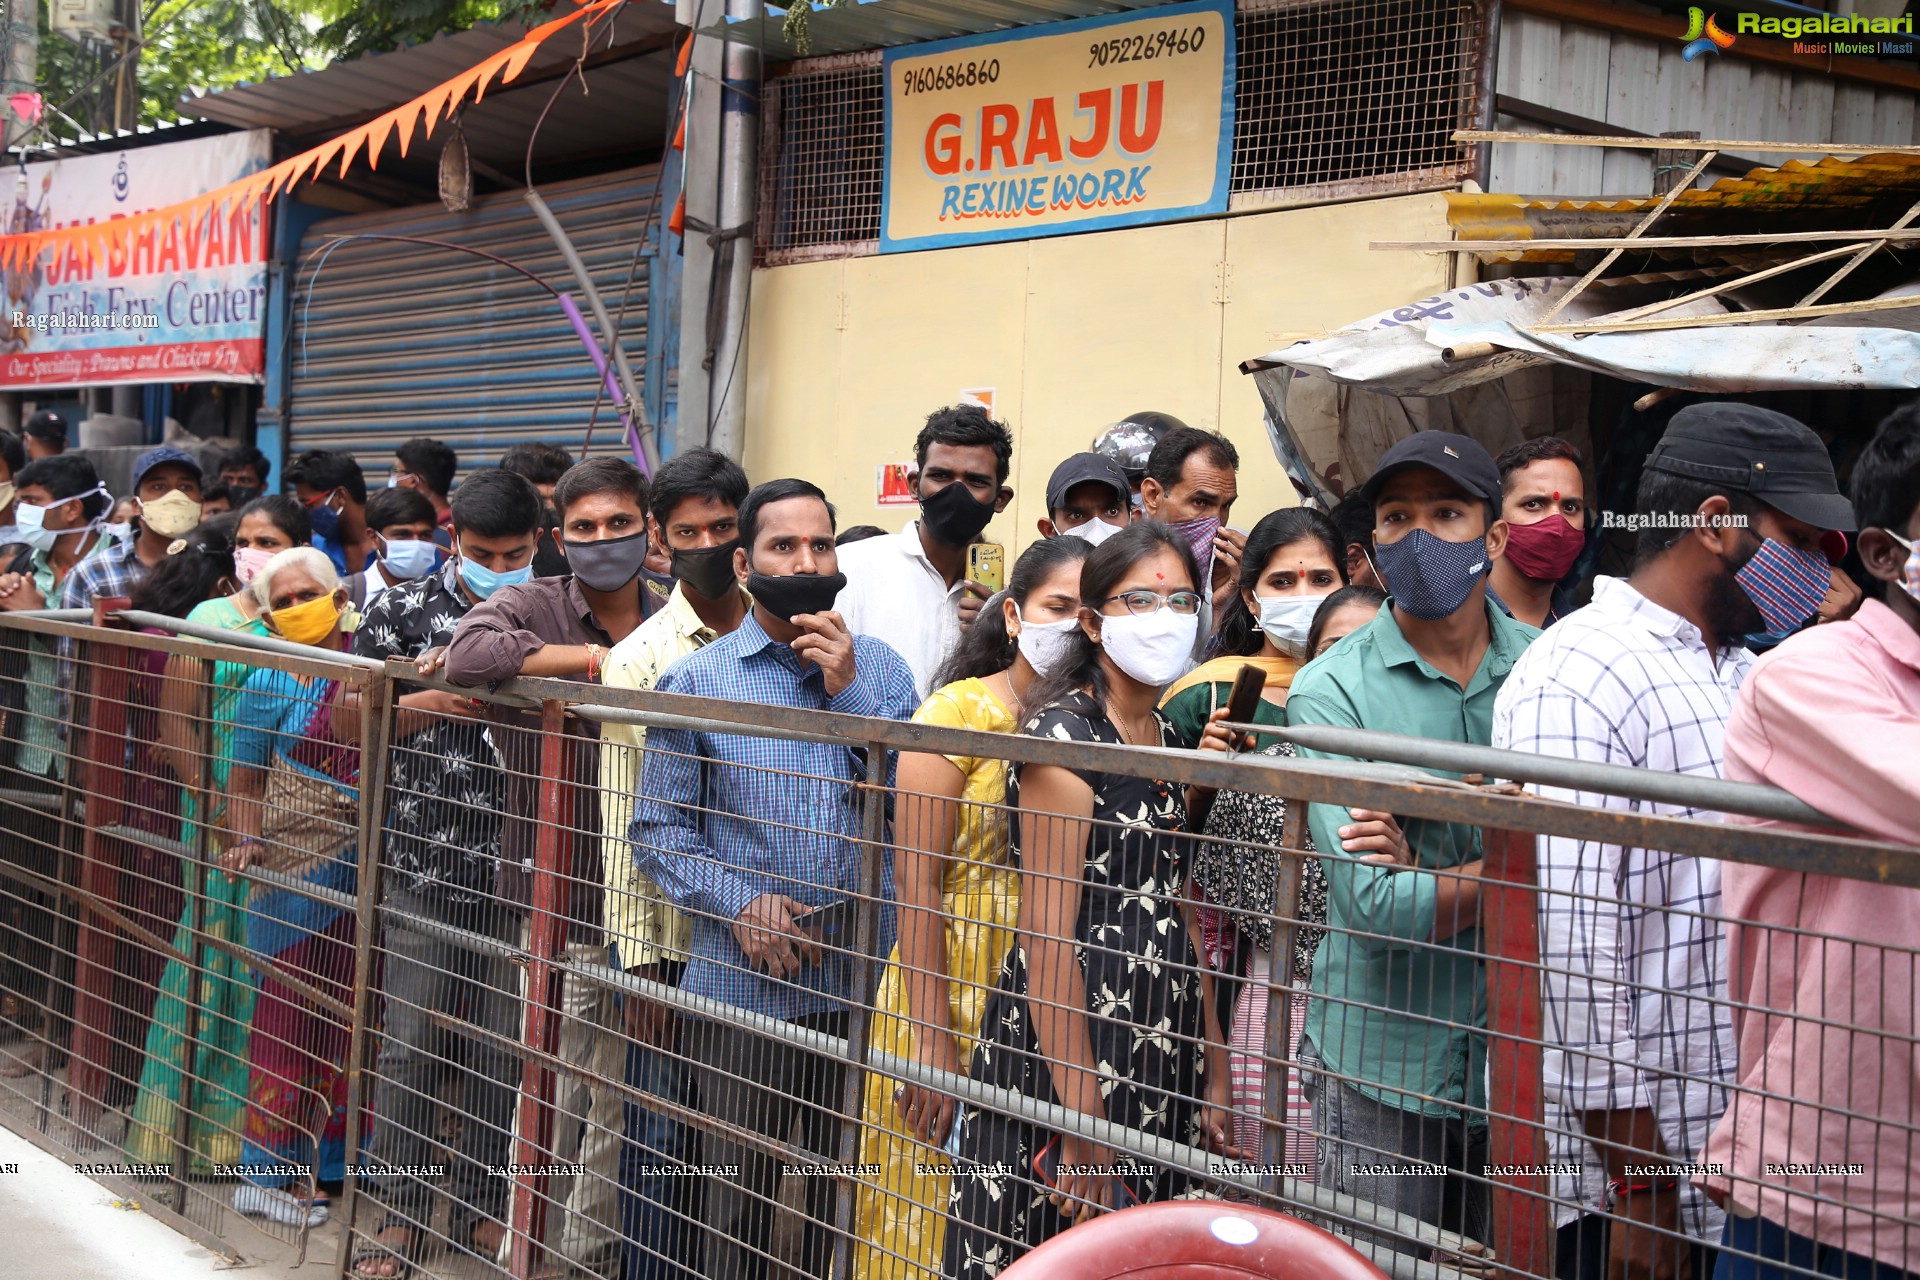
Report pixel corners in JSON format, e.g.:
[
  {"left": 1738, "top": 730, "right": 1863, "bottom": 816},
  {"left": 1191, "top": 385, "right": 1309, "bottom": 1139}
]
[{"left": 1286, "top": 431, "right": 1538, "bottom": 1254}]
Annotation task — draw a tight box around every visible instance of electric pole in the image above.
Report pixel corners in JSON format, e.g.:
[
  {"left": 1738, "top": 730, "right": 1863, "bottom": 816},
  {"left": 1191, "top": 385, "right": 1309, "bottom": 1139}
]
[{"left": 2, "top": 0, "right": 40, "bottom": 152}]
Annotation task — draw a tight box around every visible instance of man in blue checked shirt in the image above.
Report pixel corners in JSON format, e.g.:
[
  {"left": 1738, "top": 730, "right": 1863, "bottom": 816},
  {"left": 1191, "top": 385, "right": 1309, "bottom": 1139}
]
[{"left": 633, "top": 476, "right": 917, "bottom": 1280}]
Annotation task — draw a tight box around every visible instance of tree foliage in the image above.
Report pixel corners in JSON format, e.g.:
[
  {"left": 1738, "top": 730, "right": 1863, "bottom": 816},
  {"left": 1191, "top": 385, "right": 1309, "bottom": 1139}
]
[{"left": 304, "top": 0, "right": 549, "bottom": 60}]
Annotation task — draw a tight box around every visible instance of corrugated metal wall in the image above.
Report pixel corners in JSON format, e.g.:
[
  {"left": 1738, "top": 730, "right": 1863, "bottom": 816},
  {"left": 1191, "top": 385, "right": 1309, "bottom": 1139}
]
[
  {"left": 288, "top": 165, "right": 664, "bottom": 476},
  {"left": 1491, "top": 10, "right": 1920, "bottom": 197}
]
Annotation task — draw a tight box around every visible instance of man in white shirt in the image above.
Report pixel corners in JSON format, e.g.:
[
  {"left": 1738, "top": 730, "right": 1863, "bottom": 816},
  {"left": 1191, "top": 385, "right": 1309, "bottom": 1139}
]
[
  {"left": 1493, "top": 402, "right": 1856, "bottom": 1280},
  {"left": 834, "top": 403, "right": 1013, "bottom": 697}
]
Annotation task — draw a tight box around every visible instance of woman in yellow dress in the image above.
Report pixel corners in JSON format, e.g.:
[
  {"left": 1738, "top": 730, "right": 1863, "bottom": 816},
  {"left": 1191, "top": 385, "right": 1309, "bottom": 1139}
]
[{"left": 852, "top": 537, "right": 1092, "bottom": 1280}]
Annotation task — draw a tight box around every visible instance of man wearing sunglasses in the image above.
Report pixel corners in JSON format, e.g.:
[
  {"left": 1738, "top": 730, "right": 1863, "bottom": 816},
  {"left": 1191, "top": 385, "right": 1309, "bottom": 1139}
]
[{"left": 1285, "top": 431, "right": 1534, "bottom": 1255}]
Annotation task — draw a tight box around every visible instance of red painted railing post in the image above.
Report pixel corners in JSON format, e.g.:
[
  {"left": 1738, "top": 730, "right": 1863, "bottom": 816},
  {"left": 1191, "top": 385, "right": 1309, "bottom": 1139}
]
[
  {"left": 506, "top": 700, "right": 575, "bottom": 1278},
  {"left": 1482, "top": 825, "right": 1552, "bottom": 1278}
]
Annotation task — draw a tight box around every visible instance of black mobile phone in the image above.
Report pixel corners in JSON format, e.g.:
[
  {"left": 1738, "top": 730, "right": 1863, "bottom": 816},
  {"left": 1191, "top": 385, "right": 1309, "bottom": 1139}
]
[
  {"left": 791, "top": 897, "right": 856, "bottom": 941},
  {"left": 1221, "top": 663, "right": 1267, "bottom": 751}
]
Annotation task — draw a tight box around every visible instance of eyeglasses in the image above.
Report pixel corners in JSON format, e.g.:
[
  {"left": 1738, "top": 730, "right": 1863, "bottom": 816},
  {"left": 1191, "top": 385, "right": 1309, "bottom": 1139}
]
[{"left": 1100, "top": 589, "right": 1202, "bottom": 617}]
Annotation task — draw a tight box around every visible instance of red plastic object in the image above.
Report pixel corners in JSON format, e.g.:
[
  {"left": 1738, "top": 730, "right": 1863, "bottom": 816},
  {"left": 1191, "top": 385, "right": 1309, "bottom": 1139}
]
[{"left": 997, "top": 1200, "right": 1391, "bottom": 1279}]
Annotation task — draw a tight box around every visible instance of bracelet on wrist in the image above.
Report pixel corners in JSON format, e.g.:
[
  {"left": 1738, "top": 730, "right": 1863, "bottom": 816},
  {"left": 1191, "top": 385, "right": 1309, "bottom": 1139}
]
[{"left": 1607, "top": 1177, "right": 1678, "bottom": 1202}]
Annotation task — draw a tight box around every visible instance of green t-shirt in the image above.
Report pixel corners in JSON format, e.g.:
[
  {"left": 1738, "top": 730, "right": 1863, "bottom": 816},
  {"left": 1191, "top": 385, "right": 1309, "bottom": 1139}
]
[{"left": 1285, "top": 596, "right": 1539, "bottom": 1120}]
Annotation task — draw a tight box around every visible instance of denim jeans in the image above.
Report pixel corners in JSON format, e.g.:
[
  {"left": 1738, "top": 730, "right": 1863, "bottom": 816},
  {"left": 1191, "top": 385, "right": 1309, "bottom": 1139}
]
[
  {"left": 618, "top": 1032, "right": 697, "bottom": 1280},
  {"left": 1715, "top": 1213, "right": 1917, "bottom": 1280},
  {"left": 1299, "top": 1035, "right": 1490, "bottom": 1256}
]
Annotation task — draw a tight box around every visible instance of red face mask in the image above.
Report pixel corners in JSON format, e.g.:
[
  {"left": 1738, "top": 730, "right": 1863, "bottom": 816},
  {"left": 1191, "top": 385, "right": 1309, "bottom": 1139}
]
[{"left": 1502, "top": 513, "right": 1584, "bottom": 583}]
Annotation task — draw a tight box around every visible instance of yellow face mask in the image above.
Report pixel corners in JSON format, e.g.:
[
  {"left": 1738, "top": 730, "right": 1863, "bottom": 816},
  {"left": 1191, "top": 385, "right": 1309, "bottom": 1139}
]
[
  {"left": 270, "top": 592, "right": 343, "bottom": 646},
  {"left": 138, "top": 490, "right": 203, "bottom": 538},
  {"left": 0, "top": 482, "right": 14, "bottom": 512}
]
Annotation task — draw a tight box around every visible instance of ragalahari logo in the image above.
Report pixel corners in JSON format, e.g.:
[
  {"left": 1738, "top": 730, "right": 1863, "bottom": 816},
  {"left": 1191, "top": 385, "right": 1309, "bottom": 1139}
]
[{"left": 1681, "top": 7, "right": 1736, "bottom": 60}]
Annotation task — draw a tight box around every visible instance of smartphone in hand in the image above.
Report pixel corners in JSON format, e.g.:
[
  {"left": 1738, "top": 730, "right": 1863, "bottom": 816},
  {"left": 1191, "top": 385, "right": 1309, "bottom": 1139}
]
[{"left": 966, "top": 542, "right": 1004, "bottom": 595}]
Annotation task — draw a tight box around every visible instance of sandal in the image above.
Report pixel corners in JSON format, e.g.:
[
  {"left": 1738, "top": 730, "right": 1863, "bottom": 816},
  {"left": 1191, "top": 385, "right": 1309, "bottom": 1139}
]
[{"left": 350, "top": 1221, "right": 423, "bottom": 1280}]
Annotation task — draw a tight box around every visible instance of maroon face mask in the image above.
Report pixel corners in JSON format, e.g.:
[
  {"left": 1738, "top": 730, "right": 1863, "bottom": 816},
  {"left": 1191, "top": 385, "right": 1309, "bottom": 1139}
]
[{"left": 1502, "top": 514, "right": 1584, "bottom": 582}]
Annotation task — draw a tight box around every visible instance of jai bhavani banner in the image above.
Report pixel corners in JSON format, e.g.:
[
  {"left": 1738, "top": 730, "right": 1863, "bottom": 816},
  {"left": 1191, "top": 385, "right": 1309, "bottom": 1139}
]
[
  {"left": 1, "top": 130, "right": 271, "bottom": 388},
  {"left": 880, "top": 0, "right": 1234, "bottom": 254}
]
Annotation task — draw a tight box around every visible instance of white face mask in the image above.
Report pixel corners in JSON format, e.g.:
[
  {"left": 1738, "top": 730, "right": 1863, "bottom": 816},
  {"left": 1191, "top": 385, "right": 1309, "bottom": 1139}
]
[
  {"left": 1098, "top": 608, "right": 1198, "bottom": 688},
  {"left": 1015, "top": 611, "right": 1081, "bottom": 680},
  {"left": 1061, "top": 518, "right": 1125, "bottom": 548},
  {"left": 1254, "top": 592, "right": 1331, "bottom": 659}
]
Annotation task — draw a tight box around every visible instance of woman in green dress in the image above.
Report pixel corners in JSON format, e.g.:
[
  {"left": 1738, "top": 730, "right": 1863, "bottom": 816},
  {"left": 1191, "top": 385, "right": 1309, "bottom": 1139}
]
[{"left": 125, "top": 497, "right": 310, "bottom": 1171}]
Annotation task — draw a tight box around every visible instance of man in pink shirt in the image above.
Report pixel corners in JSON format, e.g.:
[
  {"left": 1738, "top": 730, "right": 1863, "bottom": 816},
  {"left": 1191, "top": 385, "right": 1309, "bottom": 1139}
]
[{"left": 1704, "top": 405, "right": 1920, "bottom": 1280}]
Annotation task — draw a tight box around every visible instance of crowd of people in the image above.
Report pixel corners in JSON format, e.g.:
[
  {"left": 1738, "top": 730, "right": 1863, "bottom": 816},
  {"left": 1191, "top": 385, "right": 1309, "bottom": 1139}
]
[{"left": 0, "top": 397, "right": 1914, "bottom": 1280}]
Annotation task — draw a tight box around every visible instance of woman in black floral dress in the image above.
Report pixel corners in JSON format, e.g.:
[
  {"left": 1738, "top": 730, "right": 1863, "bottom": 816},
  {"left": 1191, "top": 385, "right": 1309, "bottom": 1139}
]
[{"left": 943, "top": 522, "right": 1239, "bottom": 1279}]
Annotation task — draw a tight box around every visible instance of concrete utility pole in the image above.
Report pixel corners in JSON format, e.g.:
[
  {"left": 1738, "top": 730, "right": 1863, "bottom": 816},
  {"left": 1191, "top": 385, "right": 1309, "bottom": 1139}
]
[
  {"left": 675, "top": 0, "right": 760, "bottom": 459},
  {"left": 2, "top": 0, "right": 39, "bottom": 152}
]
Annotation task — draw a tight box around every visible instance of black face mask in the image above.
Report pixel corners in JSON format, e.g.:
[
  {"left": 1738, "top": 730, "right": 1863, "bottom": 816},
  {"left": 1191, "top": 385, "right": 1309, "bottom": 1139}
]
[
  {"left": 227, "top": 484, "right": 263, "bottom": 506},
  {"left": 919, "top": 480, "right": 996, "bottom": 546},
  {"left": 562, "top": 528, "right": 648, "bottom": 593},
  {"left": 747, "top": 570, "right": 847, "bottom": 622},
  {"left": 672, "top": 541, "right": 741, "bottom": 601}
]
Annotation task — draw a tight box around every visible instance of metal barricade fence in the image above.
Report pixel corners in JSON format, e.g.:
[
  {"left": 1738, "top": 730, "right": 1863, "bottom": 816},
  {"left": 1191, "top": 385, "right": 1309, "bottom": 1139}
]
[{"left": 0, "top": 608, "right": 1914, "bottom": 1280}]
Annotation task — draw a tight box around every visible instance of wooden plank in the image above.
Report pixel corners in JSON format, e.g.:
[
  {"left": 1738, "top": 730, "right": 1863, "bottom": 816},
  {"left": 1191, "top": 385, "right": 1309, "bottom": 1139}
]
[
  {"left": 1495, "top": 12, "right": 1567, "bottom": 194},
  {"left": 1539, "top": 150, "right": 1717, "bottom": 321},
  {"left": 1505, "top": 0, "right": 1920, "bottom": 93},
  {"left": 1454, "top": 129, "right": 1920, "bottom": 155},
  {"left": 1376, "top": 228, "right": 1920, "bottom": 252}
]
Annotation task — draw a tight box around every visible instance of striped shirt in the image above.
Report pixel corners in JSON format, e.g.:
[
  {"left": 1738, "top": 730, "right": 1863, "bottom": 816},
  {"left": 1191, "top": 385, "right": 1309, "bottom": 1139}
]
[
  {"left": 1491, "top": 575, "right": 1746, "bottom": 1239},
  {"left": 633, "top": 610, "right": 917, "bottom": 1021}
]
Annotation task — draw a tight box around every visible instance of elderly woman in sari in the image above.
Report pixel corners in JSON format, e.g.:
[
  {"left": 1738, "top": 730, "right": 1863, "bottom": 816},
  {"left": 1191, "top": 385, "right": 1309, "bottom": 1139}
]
[{"left": 218, "top": 547, "right": 361, "bottom": 1228}]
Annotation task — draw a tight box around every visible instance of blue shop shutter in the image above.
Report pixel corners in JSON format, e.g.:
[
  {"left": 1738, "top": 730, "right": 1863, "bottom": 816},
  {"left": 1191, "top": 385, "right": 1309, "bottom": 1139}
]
[{"left": 288, "top": 165, "right": 664, "bottom": 478}]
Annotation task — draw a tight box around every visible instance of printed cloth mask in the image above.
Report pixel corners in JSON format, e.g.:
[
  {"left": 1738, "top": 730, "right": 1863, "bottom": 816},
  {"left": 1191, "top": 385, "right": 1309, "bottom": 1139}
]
[
  {"left": 138, "top": 490, "right": 203, "bottom": 539},
  {"left": 1099, "top": 607, "right": 1199, "bottom": 688},
  {"left": 563, "top": 529, "right": 648, "bottom": 593},
  {"left": 460, "top": 559, "right": 532, "bottom": 601},
  {"left": 270, "top": 593, "right": 343, "bottom": 647},
  {"left": 1375, "top": 529, "right": 1490, "bottom": 621},
  {"left": 747, "top": 570, "right": 847, "bottom": 621},
  {"left": 1254, "top": 592, "right": 1329, "bottom": 659},
  {"left": 1015, "top": 611, "right": 1082, "bottom": 680},
  {"left": 671, "top": 541, "right": 741, "bottom": 601},
  {"left": 305, "top": 492, "right": 343, "bottom": 542},
  {"left": 1061, "top": 518, "right": 1124, "bottom": 548},
  {"left": 1888, "top": 529, "right": 1920, "bottom": 604},
  {"left": 234, "top": 546, "right": 276, "bottom": 586},
  {"left": 920, "top": 481, "right": 997, "bottom": 546},
  {"left": 1170, "top": 514, "right": 1221, "bottom": 588},
  {"left": 1501, "top": 513, "right": 1584, "bottom": 583},
  {"left": 1734, "top": 538, "right": 1832, "bottom": 635},
  {"left": 0, "top": 481, "right": 14, "bottom": 513},
  {"left": 378, "top": 536, "right": 438, "bottom": 581}
]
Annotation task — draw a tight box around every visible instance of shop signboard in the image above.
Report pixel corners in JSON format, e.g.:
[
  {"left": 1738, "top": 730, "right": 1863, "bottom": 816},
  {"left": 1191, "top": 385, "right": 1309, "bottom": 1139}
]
[
  {"left": 1, "top": 130, "right": 272, "bottom": 388},
  {"left": 880, "top": 0, "right": 1235, "bottom": 254}
]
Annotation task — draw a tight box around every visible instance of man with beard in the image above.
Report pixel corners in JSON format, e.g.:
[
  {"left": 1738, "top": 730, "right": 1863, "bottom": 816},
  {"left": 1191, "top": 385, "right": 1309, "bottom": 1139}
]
[
  {"left": 834, "top": 404, "right": 1013, "bottom": 698},
  {"left": 1493, "top": 402, "right": 1856, "bottom": 1280},
  {"left": 635, "top": 478, "right": 916, "bottom": 1280}
]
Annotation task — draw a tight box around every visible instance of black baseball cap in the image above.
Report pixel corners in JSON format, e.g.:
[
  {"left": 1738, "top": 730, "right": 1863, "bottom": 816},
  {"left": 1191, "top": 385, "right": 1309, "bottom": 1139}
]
[
  {"left": 1045, "top": 452, "right": 1131, "bottom": 513},
  {"left": 23, "top": 410, "right": 68, "bottom": 442},
  {"left": 1644, "top": 402, "right": 1855, "bottom": 531},
  {"left": 1357, "top": 431, "right": 1501, "bottom": 507}
]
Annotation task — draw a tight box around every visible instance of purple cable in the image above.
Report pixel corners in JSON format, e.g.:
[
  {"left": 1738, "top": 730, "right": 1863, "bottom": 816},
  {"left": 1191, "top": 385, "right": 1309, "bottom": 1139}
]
[{"left": 557, "top": 292, "right": 648, "bottom": 475}]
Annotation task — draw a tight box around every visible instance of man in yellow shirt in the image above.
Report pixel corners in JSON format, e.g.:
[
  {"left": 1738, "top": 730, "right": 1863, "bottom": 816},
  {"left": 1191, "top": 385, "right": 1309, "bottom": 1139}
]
[{"left": 595, "top": 447, "right": 752, "bottom": 1280}]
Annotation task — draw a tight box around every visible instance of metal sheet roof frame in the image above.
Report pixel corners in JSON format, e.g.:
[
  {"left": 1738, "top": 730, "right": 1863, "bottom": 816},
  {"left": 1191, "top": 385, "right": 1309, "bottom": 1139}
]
[{"left": 701, "top": 0, "right": 1187, "bottom": 57}]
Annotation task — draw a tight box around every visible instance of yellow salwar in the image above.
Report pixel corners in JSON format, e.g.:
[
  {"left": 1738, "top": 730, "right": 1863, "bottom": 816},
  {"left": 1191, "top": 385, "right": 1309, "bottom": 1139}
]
[{"left": 851, "top": 678, "right": 1020, "bottom": 1280}]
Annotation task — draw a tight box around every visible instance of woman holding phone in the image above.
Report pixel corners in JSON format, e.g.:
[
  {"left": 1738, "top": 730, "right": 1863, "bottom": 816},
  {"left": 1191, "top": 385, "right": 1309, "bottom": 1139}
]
[
  {"left": 851, "top": 537, "right": 1091, "bottom": 1280},
  {"left": 943, "top": 522, "right": 1239, "bottom": 1279}
]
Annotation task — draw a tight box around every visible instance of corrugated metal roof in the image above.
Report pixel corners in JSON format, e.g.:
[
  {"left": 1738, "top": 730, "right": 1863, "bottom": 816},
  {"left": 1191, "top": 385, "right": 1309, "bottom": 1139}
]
[
  {"left": 1449, "top": 152, "right": 1920, "bottom": 258},
  {"left": 183, "top": 11, "right": 680, "bottom": 183},
  {"left": 702, "top": 0, "right": 1186, "bottom": 58}
]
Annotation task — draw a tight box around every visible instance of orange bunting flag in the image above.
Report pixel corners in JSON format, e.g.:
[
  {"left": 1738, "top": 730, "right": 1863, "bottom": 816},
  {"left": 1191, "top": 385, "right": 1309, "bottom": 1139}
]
[{"left": 0, "top": 0, "right": 629, "bottom": 272}]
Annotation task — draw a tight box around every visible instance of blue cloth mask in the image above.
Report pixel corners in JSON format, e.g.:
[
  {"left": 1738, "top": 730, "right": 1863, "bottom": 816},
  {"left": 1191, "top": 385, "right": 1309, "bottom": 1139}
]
[
  {"left": 460, "top": 559, "right": 532, "bottom": 600},
  {"left": 1373, "top": 528, "right": 1490, "bottom": 620}
]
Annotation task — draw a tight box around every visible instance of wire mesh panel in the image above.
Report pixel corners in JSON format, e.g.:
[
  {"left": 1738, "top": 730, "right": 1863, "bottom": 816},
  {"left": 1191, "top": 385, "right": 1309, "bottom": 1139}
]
[
  {"left": 755, "top": 0, "right": 1491, "bottom": 265},
  {"left": 3, "top": 610, "right": 1918, "bottom": 1280}
]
